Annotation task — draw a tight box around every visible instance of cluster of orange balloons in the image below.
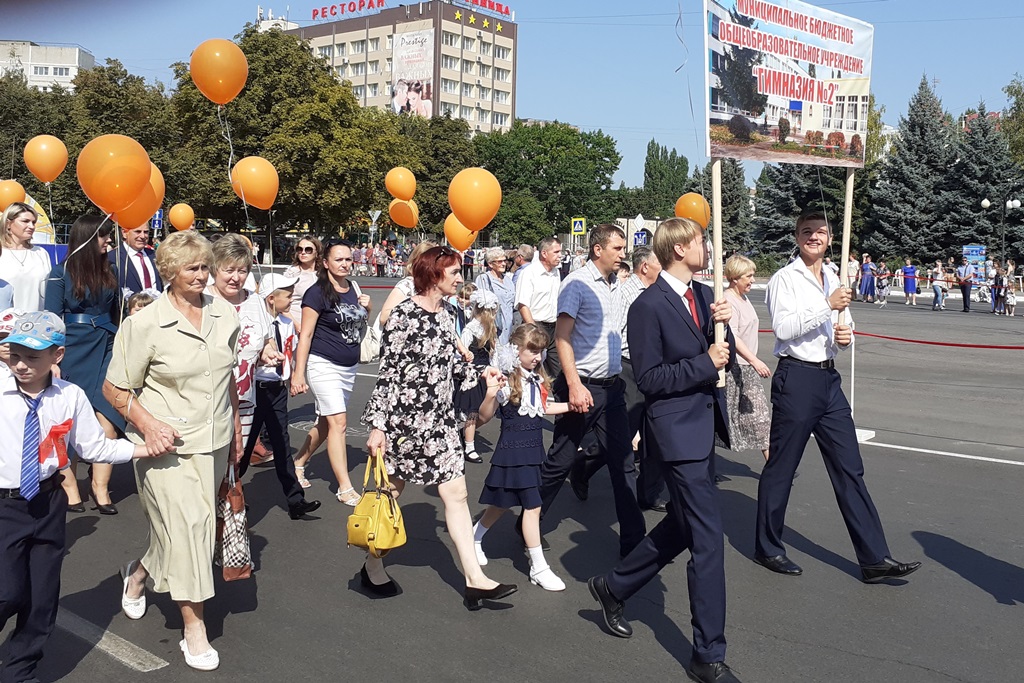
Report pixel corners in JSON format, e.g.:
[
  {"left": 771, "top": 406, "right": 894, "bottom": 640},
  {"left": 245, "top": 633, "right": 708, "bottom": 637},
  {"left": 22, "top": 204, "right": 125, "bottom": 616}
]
[
  {"left": 674, "top": 192, "right": 712, "bottom": 228},
  {"left": 0, "top": 180, "right": 26, "bottom": 211},
  {"left": 385, "top": 167, "right": 418, "bottom": 229},
  {"left": 75, "top": 134, "right": 164, "bottom": 229},
  {"left": 444, "top": 168, "right": 502, "bottom": 251}
]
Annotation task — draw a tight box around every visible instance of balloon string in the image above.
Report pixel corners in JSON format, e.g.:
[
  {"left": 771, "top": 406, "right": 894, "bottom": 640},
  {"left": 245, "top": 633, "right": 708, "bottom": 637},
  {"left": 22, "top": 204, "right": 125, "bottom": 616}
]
[
  {"left": 46, "top": 182, "right": 55, "bottom": 239},
  {"left": 675, "top": 2, "right": 708, "bottom": 201},
  {"left": 216, "top": 103, "right": 262, "bottom": 280}
]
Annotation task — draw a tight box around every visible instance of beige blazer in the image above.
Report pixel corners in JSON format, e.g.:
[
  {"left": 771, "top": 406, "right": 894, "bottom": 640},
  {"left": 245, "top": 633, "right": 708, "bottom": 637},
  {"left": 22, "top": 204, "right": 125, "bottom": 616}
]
[{"left": 107, "top": 293, "right": 240, "bottom": 455}]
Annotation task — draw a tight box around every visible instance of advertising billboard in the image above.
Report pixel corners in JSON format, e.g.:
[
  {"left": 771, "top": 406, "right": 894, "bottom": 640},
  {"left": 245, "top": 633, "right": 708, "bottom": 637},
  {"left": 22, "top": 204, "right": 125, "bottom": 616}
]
[
  {"left": 704, "top": 0, "right": 874, "bottom": 167},
  {"left": 392, "top": 27, "right": 435, "bottom": 117}
]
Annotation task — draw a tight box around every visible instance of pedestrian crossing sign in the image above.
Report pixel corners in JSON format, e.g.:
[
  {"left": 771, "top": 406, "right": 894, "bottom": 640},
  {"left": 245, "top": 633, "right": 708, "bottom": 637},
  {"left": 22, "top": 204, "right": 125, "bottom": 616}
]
[{"left": 571, "top": 217, "right": 586, "bottom": 235}]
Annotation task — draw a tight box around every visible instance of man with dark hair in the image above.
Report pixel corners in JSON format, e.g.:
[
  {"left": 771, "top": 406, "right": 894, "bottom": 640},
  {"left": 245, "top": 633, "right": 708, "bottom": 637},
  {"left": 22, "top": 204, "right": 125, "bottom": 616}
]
[
  {"left": 754, "top": 210, "right": 921, "bottom": 583},
  {"left": 526, "top": 224, "right": 645, "bottom": 558}
]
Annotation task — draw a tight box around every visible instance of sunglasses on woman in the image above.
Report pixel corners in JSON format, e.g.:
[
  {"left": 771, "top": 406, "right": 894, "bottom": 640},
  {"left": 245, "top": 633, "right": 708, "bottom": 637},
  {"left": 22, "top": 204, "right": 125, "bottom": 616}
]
[
  {"left": 295, "top": 246, "right": 315, "bottom": 254},
  {"left": 433, "top": 245, "right": 456, "bottom": 263}
]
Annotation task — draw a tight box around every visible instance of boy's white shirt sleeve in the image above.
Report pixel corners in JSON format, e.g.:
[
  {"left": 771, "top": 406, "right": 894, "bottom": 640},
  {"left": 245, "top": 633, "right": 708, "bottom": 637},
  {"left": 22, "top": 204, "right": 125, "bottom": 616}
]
[{"left": 65, "top": 384, "right": 135, "bottom": 465}]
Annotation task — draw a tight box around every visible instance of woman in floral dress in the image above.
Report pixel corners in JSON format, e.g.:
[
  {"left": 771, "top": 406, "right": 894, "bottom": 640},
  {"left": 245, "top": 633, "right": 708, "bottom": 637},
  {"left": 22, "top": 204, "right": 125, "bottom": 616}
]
[{"left": 362, "top": 246, "right": 517, "bottom": 609}]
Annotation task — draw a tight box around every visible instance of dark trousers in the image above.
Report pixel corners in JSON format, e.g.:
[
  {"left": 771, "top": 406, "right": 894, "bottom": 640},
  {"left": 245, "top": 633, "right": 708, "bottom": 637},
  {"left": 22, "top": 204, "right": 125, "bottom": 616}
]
[
  {"left": 462, "top": 264, "right": 474, "bottom": 280},
  {"left": 606, "top": 453, "right": 726, "bottom": 663},
  {"left": 755, "top": 360, "right": 890, "bottom": 566},
  {"left": 0, "top": 481, "right": 66, "bottom": 683},
  {"left": 959, "top": 282, "right": 972, "bottom": 311},
  {"left": 241, "top": 381, "right": 304, "bottom": 509},
  {"left": 539, "top": 375, "right": 646, "bottom": 555},
  {"left": 537, "top": 321, "right": 561, "bottom": 379}
]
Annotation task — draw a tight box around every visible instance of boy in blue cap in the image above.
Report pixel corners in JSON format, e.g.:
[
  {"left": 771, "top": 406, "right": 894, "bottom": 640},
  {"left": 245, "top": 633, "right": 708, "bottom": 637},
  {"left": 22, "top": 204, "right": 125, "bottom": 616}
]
[{"left": 0, "top": 311, "right": 164, "bottom": 683}]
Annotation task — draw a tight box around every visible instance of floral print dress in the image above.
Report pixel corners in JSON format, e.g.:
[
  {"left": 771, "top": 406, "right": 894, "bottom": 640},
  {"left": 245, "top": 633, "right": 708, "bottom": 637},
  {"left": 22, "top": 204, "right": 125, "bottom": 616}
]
[{"left": 362, "top": 298, "right": 485, "bottom": 485}]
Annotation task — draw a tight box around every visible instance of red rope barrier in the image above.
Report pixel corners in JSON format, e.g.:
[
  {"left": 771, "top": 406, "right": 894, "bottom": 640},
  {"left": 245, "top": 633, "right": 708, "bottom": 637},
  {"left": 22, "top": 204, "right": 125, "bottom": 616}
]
[{"left": 757, "top": 329, "right": 1024, "bottom": 350}]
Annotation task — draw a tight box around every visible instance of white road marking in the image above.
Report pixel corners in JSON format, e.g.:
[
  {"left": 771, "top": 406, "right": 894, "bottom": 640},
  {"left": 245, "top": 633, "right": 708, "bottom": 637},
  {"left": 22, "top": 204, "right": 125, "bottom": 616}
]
[
  {"left": 863, "top": 441, "right": 1024, "bottom": 467},
  {"left": 356, "top": 372, "right": 379, "bottom": 378},
  {"left": 56, "top": 608, "right": 169, "bottom": 672}
]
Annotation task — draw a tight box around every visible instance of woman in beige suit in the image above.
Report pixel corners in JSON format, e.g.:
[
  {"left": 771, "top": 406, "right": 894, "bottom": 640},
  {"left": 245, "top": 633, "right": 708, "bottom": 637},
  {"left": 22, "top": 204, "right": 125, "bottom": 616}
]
[{"left": 103, "top": 231, "right": 241, "bottom": 672}]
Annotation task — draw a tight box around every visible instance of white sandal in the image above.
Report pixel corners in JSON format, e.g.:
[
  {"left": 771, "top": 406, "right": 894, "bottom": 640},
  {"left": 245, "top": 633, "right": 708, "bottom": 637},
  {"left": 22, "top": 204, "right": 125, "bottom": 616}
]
[
  {"left": 295, "top": 466, "right": 311, "bottom": 489},
  {"left": 336, "top": 487, "right": 360, "bottom": 506},
  {"left": 120, "top": 561, "right": 146, "bottom": 620},
  {"left": 180, "top": 639, "right": 219, "bottom": 671}
]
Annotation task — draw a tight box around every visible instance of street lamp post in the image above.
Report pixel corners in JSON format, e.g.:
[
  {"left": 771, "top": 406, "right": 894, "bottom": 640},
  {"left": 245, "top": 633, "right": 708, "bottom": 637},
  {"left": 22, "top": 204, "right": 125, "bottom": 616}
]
[{"left": 981, "top": 197, "right": 1022, "bottom": 261}]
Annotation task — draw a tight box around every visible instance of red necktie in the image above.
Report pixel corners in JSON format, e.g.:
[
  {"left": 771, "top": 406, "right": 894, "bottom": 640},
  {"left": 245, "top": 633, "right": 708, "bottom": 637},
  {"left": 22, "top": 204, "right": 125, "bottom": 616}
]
[
  {"left": 137, "top": 251, "right": 152, "bottom": 289},
  {"left": 684, "top": 288, "right": 700, "bottom": 327}
]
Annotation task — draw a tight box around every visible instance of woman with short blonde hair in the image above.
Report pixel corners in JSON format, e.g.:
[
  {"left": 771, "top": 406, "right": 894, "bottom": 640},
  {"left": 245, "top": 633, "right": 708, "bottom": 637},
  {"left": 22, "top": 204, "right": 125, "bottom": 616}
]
[{"left": 0, "top": 202, "right": 50, "bottom": 310}]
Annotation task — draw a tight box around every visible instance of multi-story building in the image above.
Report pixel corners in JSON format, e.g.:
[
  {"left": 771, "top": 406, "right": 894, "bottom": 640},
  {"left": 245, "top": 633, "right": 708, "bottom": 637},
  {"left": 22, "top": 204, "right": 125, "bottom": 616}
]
[
  {"left": 0, "top": 41, "right": 95, "bottom": 92},
  {"left": 272, "top": 0, "right": 517, "bottom": 134}
]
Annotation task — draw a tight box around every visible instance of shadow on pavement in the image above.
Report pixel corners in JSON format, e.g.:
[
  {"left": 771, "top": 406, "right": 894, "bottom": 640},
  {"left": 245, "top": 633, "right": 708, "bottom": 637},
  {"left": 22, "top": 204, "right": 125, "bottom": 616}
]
[{"left": 913, "top": 530, "right": 1024, "bottom": 605}]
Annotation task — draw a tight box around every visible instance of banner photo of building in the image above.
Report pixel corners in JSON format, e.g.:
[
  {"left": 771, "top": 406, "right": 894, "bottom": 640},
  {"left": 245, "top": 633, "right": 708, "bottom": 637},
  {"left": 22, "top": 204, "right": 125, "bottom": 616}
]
[
  {"left": 392, "top": 27, "right": 435, "bottom": 117},
  {"left": 704, "top": 0, "right": 874, "bottom": 167}
]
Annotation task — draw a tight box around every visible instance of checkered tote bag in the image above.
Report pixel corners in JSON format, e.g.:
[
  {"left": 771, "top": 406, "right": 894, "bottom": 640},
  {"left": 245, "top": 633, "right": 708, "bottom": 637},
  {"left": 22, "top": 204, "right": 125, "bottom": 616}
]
[{"left": 215, "top": 463, "right": 252, "bottom": 581}]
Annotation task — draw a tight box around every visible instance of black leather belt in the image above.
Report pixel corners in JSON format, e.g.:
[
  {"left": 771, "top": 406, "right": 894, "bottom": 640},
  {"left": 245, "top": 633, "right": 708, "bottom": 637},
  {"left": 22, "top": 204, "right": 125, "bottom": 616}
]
[
  {"left": 780, "top": 356, "right": 835, "bottom": 370},
  {"left": 0, "top": 473, "right": 62, "bottom": 500},
  {"left": 256, "top": 380, "right": 285, "bottom": 389},
  {"left": 578, "top": 374, "right": 619, "bottom": 387},
  {"left": 66, "top": 313, "right": 118, "bottom": 334}
]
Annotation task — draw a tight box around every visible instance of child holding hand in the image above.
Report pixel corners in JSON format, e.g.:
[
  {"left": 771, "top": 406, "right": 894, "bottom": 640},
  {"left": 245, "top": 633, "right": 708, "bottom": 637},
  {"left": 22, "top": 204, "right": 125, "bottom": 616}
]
[{"left": 472, "top": 324, "right": 569, "bottom": 591}]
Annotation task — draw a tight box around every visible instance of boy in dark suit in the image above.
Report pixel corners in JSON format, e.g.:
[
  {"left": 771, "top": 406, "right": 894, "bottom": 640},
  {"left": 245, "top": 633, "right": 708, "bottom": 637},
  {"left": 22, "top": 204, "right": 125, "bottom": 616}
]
[{"left": 587, "top": 217, "right": 742, "bottom": 683}]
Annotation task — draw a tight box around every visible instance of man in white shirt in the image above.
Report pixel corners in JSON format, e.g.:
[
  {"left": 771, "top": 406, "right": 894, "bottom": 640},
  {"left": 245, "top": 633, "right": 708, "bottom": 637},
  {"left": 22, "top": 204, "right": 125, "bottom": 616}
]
[
  {"left": 108, "top": 223, "right": 162, "bottom": 307},
  {"left": 515, "top": 236, "right": 562, "bottom": 377},
  {"left": 755, "top": 210, "right": 921, "bottom": 583}
]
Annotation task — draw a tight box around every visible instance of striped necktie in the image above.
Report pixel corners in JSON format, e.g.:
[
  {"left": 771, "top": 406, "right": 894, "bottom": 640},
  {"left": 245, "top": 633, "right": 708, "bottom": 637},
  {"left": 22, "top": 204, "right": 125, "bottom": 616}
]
[{"left": 21, "top": 395, "right": 42, "bottom": 501}]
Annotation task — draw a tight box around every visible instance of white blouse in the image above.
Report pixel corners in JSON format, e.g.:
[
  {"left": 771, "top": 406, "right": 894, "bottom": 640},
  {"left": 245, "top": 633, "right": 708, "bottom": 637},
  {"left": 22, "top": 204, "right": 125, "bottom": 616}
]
[{"left": 0, "top": 246, "right": 52, "bottom": 311}]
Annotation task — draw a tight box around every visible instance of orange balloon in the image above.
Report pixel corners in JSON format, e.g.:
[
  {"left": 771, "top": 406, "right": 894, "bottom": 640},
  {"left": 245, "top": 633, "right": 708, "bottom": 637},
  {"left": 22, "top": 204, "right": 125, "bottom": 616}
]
[
  {"left": 190, "top": 39, "right": 248, "bottom": 105},
  {"left": 113, "top": 164, "right": 165, "bottom": 230},
  {"left": 0, "top": 180, "right": 26, "bottom": 211},
  {"left": 389, "top": 198, "right": 419, "bottom": 229},
  {"left": 76, "top": 134, "right": 152, "bottom": 214},
  {"left": 24, "top": 135, "right": 68, "bottom": 183},
  {"left": 385, "top": 167, "right": 416, "bottom": 201},
  {"left": 444, "top": 213, "right": 477, "bottom": 251},
  {"left": 231, "top": 156, "right": 278, "bottom": 210},
  {"left": 674, "top": 192, "right": 711, "bottom": 228},
  {"left": 169, "top": 203, "right": 195, "bottom": 231},
  {"left": 448, "top": 168, "right": 501, "bottom": 232}
]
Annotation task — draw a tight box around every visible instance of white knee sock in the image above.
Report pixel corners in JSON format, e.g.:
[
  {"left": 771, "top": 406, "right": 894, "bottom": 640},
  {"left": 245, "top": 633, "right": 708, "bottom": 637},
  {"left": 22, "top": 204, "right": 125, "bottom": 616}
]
[
  {"left": 464, "top": 439, "right": 477, "bottom": 454},
  {"left": 527, "top": 545, "right": 547, "bottom": 571},
  {"left": 473, "top": 520, "right": 489, "bottom": 543}
]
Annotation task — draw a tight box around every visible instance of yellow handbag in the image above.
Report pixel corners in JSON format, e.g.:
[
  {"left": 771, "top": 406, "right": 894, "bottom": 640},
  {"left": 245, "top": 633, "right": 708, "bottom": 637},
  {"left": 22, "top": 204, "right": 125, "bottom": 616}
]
[{"left": 347, "top": 450, "right": 407, "bottom": 558}]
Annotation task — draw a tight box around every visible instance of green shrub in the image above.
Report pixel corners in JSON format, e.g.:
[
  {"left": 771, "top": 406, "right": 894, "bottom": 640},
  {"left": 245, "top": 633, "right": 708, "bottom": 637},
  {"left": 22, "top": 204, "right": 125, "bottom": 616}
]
[
  {"left": 728, "top": 114, "right": 754, "bottom": 141},
  {"left": 777, "top": 117, "right": 791, "bottom": 144},
  {"left": 849, "top": 134, "right": 864, "bottom": 157}
]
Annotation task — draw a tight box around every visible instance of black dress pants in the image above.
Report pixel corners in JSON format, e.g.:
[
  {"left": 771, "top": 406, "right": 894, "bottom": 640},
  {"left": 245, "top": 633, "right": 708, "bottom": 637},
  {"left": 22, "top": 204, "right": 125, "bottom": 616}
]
[{"left": 241, "top": 381, "right": 304, "bottom": 509}]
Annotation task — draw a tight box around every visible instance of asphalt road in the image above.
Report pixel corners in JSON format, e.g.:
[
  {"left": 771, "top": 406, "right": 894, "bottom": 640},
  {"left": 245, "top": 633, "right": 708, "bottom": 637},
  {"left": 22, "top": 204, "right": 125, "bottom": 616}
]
[{"left": 5, "top": 277, "right": 1023, "bottom": 683}]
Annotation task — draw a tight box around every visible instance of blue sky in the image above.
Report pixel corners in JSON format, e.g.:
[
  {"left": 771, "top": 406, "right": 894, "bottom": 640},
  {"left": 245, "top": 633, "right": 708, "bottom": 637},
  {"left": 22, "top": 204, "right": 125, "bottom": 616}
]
[{"left": 4, "top": 0, "right": 1023, "bottom": 190}]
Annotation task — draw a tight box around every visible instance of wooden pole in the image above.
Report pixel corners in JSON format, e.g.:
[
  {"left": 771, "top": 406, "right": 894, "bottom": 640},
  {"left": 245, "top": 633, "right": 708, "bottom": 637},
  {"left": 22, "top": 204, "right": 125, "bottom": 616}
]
[
  {"left": 711, "top": 158, "right": 725, "bottom": 387},
  {"left": 838, "top": 167, "right": 855, "bottom": 325}
]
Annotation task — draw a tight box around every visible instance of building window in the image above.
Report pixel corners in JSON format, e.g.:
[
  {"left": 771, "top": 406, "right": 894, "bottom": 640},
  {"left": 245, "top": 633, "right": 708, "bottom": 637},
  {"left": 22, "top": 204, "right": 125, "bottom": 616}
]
[
  {"left": 463, "top": 61, "right": 474, "bottom": 75},
  {"left": 479, "top": 86, "right": 491, "bottom": 101},
  {"left": 386, "top": 58, "right": 392, "bottom": 72},
  {"left": 386, "top": 35, "right": 393, "bottom": 50},
  {"left": 33, "top": 66, "right": 49, "bottom": 76},
  {"left": 480, "top": 42, "right": 491, "bottom": 56},
  {"left": 845, "top": 97, "right": 859, "bottom": 132},
  {"left": 442, "top": 78, "right": 459, "bottom": 94},
  {"left": 336, "top": 65, "right": 347, "bottom": 78},
  {"left": 353, "top": 85, "right": 365, "bottom": 99},
  {"left": 462, "top": 37, "right": 475, "bottom": 51},
  {"left": 461, "top": 105, "right": 473, "bottom": 119},
  {"left": 492, "top": 112, "right": 510, "bottom": 127},
  {"left": 442, "top": 31, "right": 460, "bottom": 47},
  {"left": 711, "top": 14, "right": 720, "bottom": 39},
  {"left": 336, "top": 43, "right": 346, "bottom": 56},
  {"left": 494, "top": 89, "right": 510, "bottom": 104},
  {"left": 351, "top": 40, "right": 366, "bottom": 54},
  {"left": 478, "top": 64, "right": 491, "bottom": 79},
  {"left": 369, "top": 60, "right": 380, "bottom": 74},
  {"left": 478, "top": 108, "right": 489, "bottom": 122},
  {"left": 441, "top": 101, "right": 457, "bottom": 116},
  {"left": 369, "top": 83, "right": 379, "bottom": 97},
  {"left": 494, "top": 67, "right": 510, "bottom": 82},
  {"left": 860, "top": 95, "right": 869, "bottom": 132},
  {"left": 442, "top": 55, "right": 459, "bottom": 71},
  {"left": 351, "top": 62, "right": 366, "bottom": 76},
  {"left": 318, "top": 45, "right": 333, "bottom": 59},
  {"left": 494, "top": 45, "right": 511, "bottom": 60},
  {"left": 53, "top": 67, "right": 70, "bottom": 77},
  {"left": 462, "top": 83, "right": 474, "bottom": 98},
  {"left": 369, "top": 37, "right": 380, "bottom": 52}
]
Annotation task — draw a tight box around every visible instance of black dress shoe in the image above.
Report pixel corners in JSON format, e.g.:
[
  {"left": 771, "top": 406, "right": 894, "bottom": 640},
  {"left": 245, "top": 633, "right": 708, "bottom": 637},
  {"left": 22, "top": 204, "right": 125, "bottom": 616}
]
[
  {"left": 463, "top": 583, "right": 517, "bottom": 611},
  {"left": 640, "top": 500, "right": 668, "bottom": 513},
  {"left": 514, "top": 514, "right": 550, "bottom": 551},
  {"left": 94, "top": 503, "right": 119, "bottom": 516},
  {"left": 754, "top": 554, "right": 803, "bottom": 576},
  {"left": 860, "top": 557, "right": 922, "bottom": 583},
  {"left": 66, "top": 502, "right": 86, "bottom": 513},
  {"left": 688, "top": 660, "right": 742, "bottom": 683},
  {"left": 587, "top": 576, "right": 632, "bottom": 638},
  {"left": 464, "top": 449, "right": 483, "bottom": 464},
  {"left": 360, "top": 565, "right": 400, "bottom": 597},
  {"left": 289, "top": 499, "right": 322, "bottom": 519}
]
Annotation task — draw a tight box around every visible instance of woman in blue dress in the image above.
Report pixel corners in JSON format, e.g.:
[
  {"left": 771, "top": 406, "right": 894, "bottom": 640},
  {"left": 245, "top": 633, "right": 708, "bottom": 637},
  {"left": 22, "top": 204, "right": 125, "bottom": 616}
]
[
  {"left": 901, "top": 258, "right": 918, "bottom": 305},
  {"left": 859, "top": 253, "right": 876, "bottom": 302},
  {"left": 45, "top": 215, "right": 126, "bottom": 514}
]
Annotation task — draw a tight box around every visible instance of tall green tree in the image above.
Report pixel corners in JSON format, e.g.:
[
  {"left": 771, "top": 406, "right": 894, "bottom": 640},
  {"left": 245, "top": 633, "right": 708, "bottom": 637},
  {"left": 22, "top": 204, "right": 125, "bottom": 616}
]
[
  {"left": 865, "top": 76, "right": 953, "bottom": 260},
  {"left": 1003, "top": 74, "right": 1024, "bottom": 169},
  {"left": 642, "top": 139, "right": 689, "bottom": 217},
  {"left": 713, "top": 9, "right": 767, "bottom": 115}
]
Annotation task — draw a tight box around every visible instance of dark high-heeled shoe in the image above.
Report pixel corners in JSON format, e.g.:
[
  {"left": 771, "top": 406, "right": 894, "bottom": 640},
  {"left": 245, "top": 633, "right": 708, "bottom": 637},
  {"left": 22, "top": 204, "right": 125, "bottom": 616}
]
[
  {"left": 360, "top": 565, "right": 400, "bottom": 597},
  {"left": 463, "top": 583, "right": 518, "bottom": 611},
  {"left": 95, "top": 503, "right": 119, "bottom": 515},
  {"left": 66, "top": 502, "right": 86, "bottom": 513}
]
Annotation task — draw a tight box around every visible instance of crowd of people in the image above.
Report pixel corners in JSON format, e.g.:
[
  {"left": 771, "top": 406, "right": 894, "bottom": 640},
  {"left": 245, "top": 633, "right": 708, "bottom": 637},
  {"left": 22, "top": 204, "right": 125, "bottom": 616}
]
[{"left": 1, "top": 201, "right": 926, "bottom": 683}]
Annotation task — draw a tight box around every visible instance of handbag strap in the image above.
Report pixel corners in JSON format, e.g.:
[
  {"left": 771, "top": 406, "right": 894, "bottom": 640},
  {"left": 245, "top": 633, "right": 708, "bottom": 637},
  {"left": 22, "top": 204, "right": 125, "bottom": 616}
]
[{"left": 363, "top": 448, "right": 391, "bottom": 493}]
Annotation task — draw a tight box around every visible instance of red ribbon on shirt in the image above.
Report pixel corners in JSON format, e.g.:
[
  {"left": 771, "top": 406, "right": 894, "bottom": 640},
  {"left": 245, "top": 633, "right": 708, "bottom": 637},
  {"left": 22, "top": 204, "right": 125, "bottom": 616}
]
[{"left": 39, "top": 419, "right": 73, "bottom": 469}]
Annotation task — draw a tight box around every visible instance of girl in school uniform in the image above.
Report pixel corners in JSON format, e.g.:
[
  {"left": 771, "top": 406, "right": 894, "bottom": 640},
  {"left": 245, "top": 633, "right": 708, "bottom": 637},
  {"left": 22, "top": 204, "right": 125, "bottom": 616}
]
[{"left": 458, "top": 289, "right": 499, "bottom": 464}]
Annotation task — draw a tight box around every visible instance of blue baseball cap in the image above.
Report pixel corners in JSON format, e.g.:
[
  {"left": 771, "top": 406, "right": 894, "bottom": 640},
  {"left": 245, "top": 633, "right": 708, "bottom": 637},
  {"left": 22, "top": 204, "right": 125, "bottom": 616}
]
[{"left": 5, "top": 311, "right": 67, "bottom": 350}]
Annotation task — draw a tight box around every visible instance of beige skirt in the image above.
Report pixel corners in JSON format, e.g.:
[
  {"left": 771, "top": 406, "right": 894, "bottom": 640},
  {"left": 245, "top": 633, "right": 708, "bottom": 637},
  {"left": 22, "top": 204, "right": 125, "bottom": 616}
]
[{"left": 134, "top": 446, "right": 230, "bottom": 603}]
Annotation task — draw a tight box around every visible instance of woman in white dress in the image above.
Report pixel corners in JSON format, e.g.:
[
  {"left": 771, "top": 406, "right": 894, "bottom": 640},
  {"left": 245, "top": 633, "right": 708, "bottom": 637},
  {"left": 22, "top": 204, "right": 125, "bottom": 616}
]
[{"left": 0, "top": 202, "right": 52, "bottom": 311}]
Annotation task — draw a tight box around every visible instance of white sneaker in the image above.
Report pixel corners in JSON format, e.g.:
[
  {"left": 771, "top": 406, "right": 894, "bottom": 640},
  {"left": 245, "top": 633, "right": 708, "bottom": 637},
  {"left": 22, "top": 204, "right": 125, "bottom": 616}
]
[
  {"left": 529, "top": 564, "right": 566, "bottom": 591},
  {"left": 180, "top": 639, "right": 219, "bottom": 671},
  {"left": 474, "top": 541, "right": 488, "bottom": 566},
  {"left": 120, "top": 561, "right": 146, "bottom": 620}
]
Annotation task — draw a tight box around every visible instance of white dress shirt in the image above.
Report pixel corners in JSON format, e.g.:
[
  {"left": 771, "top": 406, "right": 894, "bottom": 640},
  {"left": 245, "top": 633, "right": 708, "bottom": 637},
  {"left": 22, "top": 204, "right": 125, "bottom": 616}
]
[
  {"left": 124, "top": 244, "right": 158, "bottom": 290},
  {"left": 0, "top": 375, "right": 135, "bottom": 488},
  {"left": 765, "top": 257, "right": 853, "bottom": 362},
  {"left": 514, "top": 262, "right": 560, "bottom": 324}
]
